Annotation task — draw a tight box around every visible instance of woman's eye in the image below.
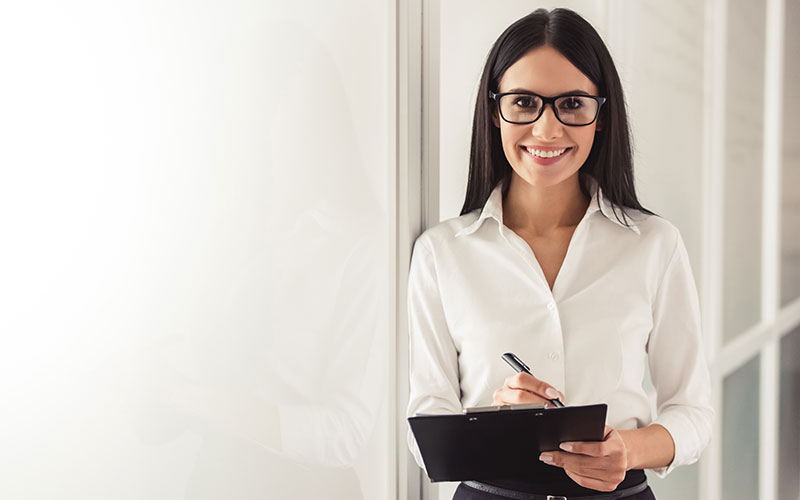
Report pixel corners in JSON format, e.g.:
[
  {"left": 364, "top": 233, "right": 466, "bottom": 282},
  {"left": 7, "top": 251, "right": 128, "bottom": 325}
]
[
  {"left": 559, "top": 97, "right": 584, "bottom": 110},
  {"left": 513, "top": 97, "right": 538, "bottom": 108}
]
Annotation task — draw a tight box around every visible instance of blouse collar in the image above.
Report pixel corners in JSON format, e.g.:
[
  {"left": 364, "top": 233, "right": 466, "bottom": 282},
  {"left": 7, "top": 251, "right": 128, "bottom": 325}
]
[{"left": 455, "top": 176, "right": 641, "bottom": 237}]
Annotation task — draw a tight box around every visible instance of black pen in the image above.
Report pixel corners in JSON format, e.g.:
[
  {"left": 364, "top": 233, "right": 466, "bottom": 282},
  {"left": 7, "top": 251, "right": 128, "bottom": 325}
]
[{"left": 501, "top": 352, "right": 565, "bottom": 408}]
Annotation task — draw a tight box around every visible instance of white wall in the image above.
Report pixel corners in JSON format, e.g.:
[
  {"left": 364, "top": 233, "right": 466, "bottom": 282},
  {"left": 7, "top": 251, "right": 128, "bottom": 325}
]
[{"left": 0, "top": 2, "right": 394, "bottom": 499}]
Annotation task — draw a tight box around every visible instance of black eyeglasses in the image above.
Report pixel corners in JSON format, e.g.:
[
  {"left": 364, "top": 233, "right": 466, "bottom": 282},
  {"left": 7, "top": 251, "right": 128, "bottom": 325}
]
[{"left": 489, "top": 90, "right": 606, "bottom": 126}]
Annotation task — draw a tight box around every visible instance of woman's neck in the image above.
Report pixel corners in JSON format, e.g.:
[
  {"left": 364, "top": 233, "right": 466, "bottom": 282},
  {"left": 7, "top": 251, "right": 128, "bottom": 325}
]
[{"left": 502, "top": 173, "right": 590, "bottom": 237}]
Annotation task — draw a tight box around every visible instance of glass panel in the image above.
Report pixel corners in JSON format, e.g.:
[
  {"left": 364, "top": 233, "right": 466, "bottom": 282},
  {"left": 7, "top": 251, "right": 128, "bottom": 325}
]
[
  {"left": 0, "top": 2, "right": 392, "bottom": 499},
  {"left": 722, "top": 0, "right": 766, "bottom": 342},
  {"left": 722, "top": 356, "right": 760, "bottom": 500},
  {"left": 646, "top": 464, "right": 699, "bottom": 500},
  {"left": 781, "top": 0, "right": 800, "bottom": 306},
  {"left": 779, "top": 326, "right": 800, "bottom": 500}
]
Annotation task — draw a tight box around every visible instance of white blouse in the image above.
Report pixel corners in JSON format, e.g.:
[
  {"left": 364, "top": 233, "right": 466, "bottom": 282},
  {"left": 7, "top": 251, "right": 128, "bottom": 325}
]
[{"left": 406, "top": 178, "right": 713, "bottom": 478}]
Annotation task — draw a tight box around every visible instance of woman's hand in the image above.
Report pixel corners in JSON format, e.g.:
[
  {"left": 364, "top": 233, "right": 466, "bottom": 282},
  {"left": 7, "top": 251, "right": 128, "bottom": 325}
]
[
  {"left": 491, "top": 372, "right": 565, "bottom": 408},
  {"left": 539, "top": 425, "right": 629, "bottom": 492}
]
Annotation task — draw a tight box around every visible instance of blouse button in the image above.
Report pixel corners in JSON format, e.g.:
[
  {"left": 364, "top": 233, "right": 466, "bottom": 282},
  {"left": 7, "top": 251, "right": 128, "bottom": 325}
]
[
  {"left": 546, "top": 301, "right": 556, "bottom": 311},
  {"left": 548, "top": 351, "right": 560, "bottom": 361}
]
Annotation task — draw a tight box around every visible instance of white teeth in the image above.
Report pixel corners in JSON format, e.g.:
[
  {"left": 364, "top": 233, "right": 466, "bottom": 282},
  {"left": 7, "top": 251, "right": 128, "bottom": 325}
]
[{"left": 525, "top": 147, "right": 568, "bottom": 158}]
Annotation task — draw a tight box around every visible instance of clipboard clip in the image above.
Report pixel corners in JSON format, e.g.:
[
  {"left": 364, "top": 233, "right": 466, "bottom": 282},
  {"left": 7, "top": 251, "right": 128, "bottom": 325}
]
[{"left": 463, "top": 402, "right": 546, "bottom": 414}]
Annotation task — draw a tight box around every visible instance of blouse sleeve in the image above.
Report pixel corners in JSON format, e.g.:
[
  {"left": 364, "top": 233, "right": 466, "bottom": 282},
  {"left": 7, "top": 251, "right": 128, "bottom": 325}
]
[
  {"left": 647, "top": 230, "right": 714, "bottom": 478},
  {"left": 405, "top": 236, "right": 463, "bottom": 470}
]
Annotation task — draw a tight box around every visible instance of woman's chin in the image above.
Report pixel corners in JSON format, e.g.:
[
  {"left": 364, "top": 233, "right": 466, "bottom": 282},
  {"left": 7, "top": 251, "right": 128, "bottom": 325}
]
[{"left": 512, "top": 165, "right": 581, "bottom": 189}]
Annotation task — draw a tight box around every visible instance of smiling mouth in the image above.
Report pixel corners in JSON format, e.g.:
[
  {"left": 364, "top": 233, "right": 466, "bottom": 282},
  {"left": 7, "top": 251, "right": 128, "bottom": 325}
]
[{"left": 521, "top": 146, "right": 573, "bottom": 158}]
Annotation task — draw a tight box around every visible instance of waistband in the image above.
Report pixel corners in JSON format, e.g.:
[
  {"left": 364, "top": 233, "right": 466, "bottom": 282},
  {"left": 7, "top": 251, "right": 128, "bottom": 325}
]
[
  {"left": 478, "top": 468, "right": 646, "bottom": 496},
  {"left": 461, "top": 478, "right": 648, "bottom": 500}
]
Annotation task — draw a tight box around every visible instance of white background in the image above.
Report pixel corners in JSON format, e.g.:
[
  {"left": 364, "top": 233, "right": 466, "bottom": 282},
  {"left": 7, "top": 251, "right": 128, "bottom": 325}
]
[
  {"left": 0, "top": 1, "right": 797, "bottom": 499},
  {"left": 0, "top": 1, "right": 393, "bottom": 499}
]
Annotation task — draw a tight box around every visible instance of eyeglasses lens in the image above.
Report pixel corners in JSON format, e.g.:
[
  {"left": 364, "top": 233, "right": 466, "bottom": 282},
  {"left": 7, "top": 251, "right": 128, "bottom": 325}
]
[{"left": 499, "top": 94, "right": 599, "bottom": 125}]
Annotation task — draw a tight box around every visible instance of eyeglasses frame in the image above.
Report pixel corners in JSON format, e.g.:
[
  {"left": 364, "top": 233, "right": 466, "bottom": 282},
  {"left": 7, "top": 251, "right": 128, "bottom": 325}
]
[{"left": 488, "top": 90, "right": 607, "bottom": 127}]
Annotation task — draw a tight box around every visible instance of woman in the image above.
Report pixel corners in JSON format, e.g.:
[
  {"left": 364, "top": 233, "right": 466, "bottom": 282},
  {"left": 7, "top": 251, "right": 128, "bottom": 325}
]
[{"left": 406, "top": 8, "right": 713, "bottom": 500}]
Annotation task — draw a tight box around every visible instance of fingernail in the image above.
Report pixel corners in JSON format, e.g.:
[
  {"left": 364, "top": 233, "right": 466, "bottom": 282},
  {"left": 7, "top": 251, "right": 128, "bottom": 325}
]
[
  {"left": 560, "top": 443, "right": 572, "bottom": 452},
  {"left": 539, "top": 453, "right": 553, "bottom": 463},
  {"left": 546, "top": 388, "right": 559, "bottom": 399}
]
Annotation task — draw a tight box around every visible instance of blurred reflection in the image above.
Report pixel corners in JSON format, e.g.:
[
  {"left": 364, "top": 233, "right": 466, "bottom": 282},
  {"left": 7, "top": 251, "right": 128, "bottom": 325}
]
[{"left": 121, "top": 22, "right": 387, "bottom": 499}]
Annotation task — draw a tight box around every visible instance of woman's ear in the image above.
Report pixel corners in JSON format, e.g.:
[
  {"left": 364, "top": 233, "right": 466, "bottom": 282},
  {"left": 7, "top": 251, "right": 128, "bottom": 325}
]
[
  {"left": 491, "top": 109, "right": 500, "bottom": 128},
  {"left": 595, "top": 116, "right": 603, "bottom": 132}
]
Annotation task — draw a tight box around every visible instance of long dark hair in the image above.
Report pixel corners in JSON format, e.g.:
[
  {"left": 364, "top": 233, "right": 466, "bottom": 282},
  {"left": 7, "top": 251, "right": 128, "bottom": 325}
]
[{"left": 460, "top": 8, "right": 654, "bottom": 225}]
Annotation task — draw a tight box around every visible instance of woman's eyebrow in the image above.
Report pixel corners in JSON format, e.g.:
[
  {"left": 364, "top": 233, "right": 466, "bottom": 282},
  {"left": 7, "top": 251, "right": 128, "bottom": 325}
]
[{"left": 506, "top": 88, "right": 592, "bottom": 96}]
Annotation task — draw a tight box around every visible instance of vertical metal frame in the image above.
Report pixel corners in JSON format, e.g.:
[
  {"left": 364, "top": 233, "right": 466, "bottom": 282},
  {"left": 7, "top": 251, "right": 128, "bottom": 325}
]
[
  {"left": 422, "top": 0, "right": 440, "bottom": 232},
  {"left": 394, "top": 0, "right": 439, "bottom": 498},
  {"left": 700, "top": 0, "right": 726, "bottom": 497},
  {"left": 394, "top": 0, "right": 423, "bottom": 497},
  {"left": 759, "top": 0, "right": 785, "bottom": 499},
  {"left": 419, "top": 2, "right": 440, "bottom": 499}
]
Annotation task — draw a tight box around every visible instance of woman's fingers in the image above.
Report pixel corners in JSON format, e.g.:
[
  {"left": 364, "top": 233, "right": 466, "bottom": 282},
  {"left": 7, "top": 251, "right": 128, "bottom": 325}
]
[
  {"left": 539, "top": 426, "right": 628, "bottom": 491},
  {"left": 505, "top": 372, "right": 564, "bottom": 401},
  {"left": 491, "top": 386, "right": 550, "bottom": 406},
  {"left": 491, "top": 373, "right": 565, "bottom": 407},
  {"left": 542, "top": 450, "right": 625, "bottom": 478},
  {"left": 563, "top": 469, "right": 619, "bottom": 493}
]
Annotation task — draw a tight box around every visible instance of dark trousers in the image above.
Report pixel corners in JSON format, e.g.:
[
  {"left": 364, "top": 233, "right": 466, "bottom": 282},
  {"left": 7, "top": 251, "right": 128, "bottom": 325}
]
[{"left": 453, "top": 482, "right": 656, "bottom": 500}]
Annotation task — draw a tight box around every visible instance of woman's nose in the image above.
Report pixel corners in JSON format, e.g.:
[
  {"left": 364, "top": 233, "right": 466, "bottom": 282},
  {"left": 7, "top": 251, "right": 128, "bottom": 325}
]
[{"left": 531, "top": 104, "right": 563, "bottom": 140}]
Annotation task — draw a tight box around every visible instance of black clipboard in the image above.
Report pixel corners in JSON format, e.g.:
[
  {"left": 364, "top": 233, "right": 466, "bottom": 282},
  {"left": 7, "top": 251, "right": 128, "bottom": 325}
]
[{"left": 408, "top": 403, "right": 607, "bottom": 482}]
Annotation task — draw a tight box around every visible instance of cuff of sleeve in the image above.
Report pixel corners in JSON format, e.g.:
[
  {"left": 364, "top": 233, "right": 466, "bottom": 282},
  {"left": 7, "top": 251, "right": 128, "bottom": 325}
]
[{"left": 649, "top": 412, "right": 697, "bottom": 478}]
